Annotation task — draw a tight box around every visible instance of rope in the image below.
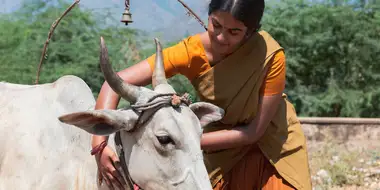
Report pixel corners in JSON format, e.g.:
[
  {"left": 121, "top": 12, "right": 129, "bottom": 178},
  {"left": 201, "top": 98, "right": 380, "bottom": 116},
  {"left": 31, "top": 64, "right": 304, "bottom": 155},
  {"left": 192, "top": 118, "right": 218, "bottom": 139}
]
[
  {"left": 128, "top": 93, "right": 191, "bottom": 133},
  {"left": 131, "top": 93, "right": 191, "bottom": 111},
  {"left": 125, "top": 0, "right": 130, "bottom": 10}
]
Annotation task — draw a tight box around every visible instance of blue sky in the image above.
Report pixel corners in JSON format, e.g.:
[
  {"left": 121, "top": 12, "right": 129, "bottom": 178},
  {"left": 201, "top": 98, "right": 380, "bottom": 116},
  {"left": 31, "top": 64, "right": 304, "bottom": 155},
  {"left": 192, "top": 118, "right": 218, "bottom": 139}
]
[{"left": 1, "top": 0, "right": 135, "bottom": 13}]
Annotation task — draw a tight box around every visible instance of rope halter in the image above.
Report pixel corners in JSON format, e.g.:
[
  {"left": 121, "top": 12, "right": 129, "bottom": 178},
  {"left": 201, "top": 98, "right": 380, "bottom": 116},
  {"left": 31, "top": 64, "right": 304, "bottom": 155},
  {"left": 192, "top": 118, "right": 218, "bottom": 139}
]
[{"left": 128, "top": 93, "right": 192, "bottom": 132}]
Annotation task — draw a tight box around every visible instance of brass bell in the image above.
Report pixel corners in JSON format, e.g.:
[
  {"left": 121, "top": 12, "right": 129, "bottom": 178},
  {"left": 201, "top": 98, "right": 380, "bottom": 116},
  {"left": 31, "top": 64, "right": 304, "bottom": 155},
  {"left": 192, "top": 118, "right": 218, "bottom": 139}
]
[{"left": 121, "top": 9, "right": 133, "bottom": 25}]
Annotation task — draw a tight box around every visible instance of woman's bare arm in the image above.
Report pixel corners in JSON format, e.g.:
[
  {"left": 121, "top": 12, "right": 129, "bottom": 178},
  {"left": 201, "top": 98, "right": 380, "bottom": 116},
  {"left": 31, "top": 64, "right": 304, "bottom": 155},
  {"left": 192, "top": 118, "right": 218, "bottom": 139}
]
[
  {"left": 200, "top": 93, "right": 283, "bottom": 152},
  {"left": 91, "top": 59, "right": 153, "bottom": 148},
  {"left": 200, "top": 51, "right": 286, "bottom": 152}
]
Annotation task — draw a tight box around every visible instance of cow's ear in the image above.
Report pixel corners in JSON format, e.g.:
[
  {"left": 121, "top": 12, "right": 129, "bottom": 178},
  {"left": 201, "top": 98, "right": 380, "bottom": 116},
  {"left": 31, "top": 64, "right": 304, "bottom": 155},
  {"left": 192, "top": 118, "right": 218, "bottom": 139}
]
[
  {"left": 58, "top": 109, "right": 138, "bottom": 136},
  {"left": 189, "top": 102, "right": 225, "bottom": 127}
]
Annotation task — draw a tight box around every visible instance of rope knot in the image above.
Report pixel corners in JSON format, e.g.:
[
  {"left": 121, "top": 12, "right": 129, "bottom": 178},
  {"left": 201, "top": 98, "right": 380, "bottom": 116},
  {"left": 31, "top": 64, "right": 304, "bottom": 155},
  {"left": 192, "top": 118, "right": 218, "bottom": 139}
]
[{"left": 171, "top": 94, "right": 182, "bottom": 108}]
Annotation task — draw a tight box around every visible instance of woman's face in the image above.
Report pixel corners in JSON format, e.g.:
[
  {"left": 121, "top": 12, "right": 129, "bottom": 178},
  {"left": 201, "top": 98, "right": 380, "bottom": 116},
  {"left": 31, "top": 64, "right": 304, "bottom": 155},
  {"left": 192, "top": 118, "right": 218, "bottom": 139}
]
[{"left": 207, "top": 10, "right": 248, "bottom": 56}]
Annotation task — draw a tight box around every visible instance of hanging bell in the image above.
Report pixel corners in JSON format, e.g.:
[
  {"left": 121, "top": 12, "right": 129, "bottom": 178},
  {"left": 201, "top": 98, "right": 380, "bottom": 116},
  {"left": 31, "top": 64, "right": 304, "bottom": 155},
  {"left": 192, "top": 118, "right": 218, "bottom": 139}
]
[{"left": 121, "top": 8, "right": 133, "bottom": 25}]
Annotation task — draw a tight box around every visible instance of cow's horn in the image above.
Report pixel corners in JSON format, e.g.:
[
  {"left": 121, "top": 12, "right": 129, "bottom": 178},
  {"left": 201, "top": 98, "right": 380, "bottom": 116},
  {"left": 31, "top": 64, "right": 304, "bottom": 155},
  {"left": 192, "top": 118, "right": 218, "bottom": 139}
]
[
  {"left": 99, "top": 36, "right": 140, "bottom": 103},
  {"left": 152, "top": 38, "right": 169, "bottom": 89}
]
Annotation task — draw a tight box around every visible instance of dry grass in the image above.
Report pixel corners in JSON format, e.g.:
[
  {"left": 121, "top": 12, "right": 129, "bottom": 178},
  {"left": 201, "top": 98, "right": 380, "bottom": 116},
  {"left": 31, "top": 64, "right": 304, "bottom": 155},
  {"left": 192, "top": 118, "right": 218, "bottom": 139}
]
[{"left": 308, "top": 136, "right": 380, "bottom": 190}]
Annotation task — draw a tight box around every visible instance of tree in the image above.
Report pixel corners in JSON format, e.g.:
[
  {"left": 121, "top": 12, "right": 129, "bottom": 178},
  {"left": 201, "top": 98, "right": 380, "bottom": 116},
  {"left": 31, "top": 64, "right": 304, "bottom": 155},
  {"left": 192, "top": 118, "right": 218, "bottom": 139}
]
[
  {"left": 262, "top": 0, "right": 380, "bottom": 117},
  {"left": 1, "top": 0, "right": 379, "bottom": 117},
  {"left": 0, "top": 0, "right": 146, "bottom": 96}
]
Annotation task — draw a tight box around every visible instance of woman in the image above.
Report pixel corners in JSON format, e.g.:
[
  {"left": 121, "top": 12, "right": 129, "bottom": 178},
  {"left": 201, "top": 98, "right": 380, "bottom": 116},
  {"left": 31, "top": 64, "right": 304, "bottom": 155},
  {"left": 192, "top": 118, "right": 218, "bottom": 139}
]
[{"left": 92, "top": 0, "right": 312, "bottom": 189}]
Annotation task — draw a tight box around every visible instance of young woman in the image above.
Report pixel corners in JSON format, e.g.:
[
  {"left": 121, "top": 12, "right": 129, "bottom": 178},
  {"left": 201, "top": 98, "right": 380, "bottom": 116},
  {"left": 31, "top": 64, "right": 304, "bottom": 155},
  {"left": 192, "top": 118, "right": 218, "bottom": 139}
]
[{"left": 92, "top": 0, "right": 312, "bottom": 189}]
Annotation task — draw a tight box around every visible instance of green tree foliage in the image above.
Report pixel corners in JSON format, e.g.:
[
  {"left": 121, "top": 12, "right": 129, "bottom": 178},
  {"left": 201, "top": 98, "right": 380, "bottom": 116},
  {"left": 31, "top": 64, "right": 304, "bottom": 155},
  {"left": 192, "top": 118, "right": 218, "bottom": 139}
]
[
  {"left": 262, "top": 0, "right": 380, "bottom": 117},
  {"left": 0, "top": 0, "right": 148, "bottom": 97},
  {"left": 1, "top": 0, "right": 379, "bottom": 117}
]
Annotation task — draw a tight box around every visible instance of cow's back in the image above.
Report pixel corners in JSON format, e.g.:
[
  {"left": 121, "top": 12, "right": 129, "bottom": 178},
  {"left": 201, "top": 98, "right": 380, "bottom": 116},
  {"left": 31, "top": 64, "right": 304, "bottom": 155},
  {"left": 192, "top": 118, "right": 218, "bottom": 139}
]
[{"left": 0, "top": 75, "right": 99, "bottom": 190}]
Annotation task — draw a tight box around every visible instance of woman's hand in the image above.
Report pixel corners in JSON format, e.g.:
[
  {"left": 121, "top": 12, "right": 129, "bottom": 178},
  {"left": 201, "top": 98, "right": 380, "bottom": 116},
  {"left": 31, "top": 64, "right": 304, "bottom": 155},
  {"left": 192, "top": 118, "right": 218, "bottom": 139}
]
[
  {"left": 91, "top": 59, "right": 154, "bottom": 189},
  {"left": 95, "top": 145, "right": 127, "bottom": 190},
  {"left": 201, "top": 93, "right": 283, "bottom": 152}
]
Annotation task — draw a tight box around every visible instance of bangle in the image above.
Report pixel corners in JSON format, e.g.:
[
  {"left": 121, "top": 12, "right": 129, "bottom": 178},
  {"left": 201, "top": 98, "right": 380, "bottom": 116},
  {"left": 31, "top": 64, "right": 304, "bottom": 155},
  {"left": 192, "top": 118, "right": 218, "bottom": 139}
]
[{"left": 91, "top": 141, "right": 107, "bottom": 155}]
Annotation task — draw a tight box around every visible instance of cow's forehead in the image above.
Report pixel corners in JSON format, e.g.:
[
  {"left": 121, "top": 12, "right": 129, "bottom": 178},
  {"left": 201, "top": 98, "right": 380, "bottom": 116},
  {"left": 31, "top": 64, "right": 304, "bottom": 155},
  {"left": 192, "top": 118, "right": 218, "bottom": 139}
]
[{"left": 149, "top": 106, "right": 202, "bottom": 135}]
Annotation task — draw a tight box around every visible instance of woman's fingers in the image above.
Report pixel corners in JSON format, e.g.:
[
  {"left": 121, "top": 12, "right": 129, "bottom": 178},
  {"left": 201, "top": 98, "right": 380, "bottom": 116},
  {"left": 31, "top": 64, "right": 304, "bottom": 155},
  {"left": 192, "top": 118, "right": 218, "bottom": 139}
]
[
  {"left": 94, "top": 146, "right": 129, "bottom": 190},
  {"left": 111, "top": 169, "right": 127, "bottom": 189},
  {"left": 103, "top": 172, "right": 114, "bottom": 190},
  {"left": 106, "top": 165, "right": 124, "bottom": 190},
  {"left": 111, "top": 165, "right": 127, "bottom": 187},
  {"left": 111, "top": 154, "right": 128, "bottom": 186},
  {"left": 97, "top": 169, "right": 103, "bottom": 186}
]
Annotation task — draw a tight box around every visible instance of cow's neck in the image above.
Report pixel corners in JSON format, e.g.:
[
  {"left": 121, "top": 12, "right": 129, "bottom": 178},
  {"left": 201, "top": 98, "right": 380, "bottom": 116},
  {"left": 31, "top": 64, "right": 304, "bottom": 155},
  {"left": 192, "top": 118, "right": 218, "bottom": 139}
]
[{"left": 115, "top": 131, "right": 140, "bottom": 190}]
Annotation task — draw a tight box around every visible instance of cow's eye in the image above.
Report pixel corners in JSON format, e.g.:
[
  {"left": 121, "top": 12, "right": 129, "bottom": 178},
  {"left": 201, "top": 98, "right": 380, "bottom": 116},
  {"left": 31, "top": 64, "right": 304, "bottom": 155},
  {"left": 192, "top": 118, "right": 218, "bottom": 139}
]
[{"left": 156, "top": 135, "right": 174, "bottom": 145}]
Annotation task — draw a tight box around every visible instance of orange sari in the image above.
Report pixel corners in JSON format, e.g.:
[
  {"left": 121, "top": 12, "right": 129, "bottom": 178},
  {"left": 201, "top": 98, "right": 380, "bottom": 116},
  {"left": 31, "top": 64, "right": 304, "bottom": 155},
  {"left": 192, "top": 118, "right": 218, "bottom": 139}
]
[{"left": 146, "top": 31, "right": 312, "bottom": 190}]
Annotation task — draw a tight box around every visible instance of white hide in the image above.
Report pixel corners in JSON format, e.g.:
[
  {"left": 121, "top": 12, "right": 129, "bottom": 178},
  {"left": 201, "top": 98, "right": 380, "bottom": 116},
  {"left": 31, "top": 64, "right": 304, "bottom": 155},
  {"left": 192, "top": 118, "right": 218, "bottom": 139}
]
[{"left": 0, "top": 75, "right": 109, "bottom": 190}]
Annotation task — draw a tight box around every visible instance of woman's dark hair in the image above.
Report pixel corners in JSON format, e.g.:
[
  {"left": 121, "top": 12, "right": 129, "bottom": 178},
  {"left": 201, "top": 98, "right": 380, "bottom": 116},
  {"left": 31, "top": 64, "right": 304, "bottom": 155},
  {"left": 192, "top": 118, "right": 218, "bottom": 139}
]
[{"left": 208, "top": 0, "right": 265, "bottom": 32}]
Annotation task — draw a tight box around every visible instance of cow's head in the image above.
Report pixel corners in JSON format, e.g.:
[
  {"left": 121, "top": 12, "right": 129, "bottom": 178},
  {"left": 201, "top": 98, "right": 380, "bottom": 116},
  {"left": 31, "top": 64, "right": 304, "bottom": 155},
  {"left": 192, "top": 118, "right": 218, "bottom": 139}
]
[{"left": 58, "top": 37, "right": 224, "bottom": 190}]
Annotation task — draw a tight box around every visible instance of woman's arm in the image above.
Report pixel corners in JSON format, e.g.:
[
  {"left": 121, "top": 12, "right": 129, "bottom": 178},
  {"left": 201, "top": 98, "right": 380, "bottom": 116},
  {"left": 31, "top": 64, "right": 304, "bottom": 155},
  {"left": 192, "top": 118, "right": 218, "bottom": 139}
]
[
  {"left": 200, "top": 50, "right": 286, "bottom": 152},
  {"left": 90, "top": 59, "right": 155, "bottom": 189},
  {"left": 200, "top": 93, "right": 283, "bottom": 151},
  {"left": 91, "top": 59, "right": 153, "bottom": 147}
]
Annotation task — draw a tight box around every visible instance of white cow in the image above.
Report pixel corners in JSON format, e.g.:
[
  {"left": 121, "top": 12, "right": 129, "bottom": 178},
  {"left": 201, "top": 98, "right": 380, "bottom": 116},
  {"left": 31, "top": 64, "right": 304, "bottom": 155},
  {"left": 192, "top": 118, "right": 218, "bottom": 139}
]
[
  {"left": 0, "top": 75, "right": 102, "bottom": 190},
  {"left": 0, "top": 37, "right": 225, "bottom": 190},
  {"left": 58, "top": 37, "right": 225, "bottom": 190}
]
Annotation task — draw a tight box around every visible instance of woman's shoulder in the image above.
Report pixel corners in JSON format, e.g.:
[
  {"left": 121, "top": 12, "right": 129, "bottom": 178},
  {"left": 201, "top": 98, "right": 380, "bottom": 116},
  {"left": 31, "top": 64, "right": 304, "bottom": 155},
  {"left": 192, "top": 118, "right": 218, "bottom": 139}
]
[
  {"left": 145, "top": 32, "right": 209, "bottom": 81},
  {"left": 177, "top": 32, "right": 206, "bottom": 54},
  {"left": 166, "top": 32, "right": 208, "bottom": 63}
]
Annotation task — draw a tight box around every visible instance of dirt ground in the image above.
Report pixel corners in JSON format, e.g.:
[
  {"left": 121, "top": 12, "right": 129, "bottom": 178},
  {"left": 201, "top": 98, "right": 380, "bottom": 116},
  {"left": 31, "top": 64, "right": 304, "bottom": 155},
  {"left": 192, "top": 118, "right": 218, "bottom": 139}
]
[{"left": 302, "top": 124, "right": 380, "bottom": 190}]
